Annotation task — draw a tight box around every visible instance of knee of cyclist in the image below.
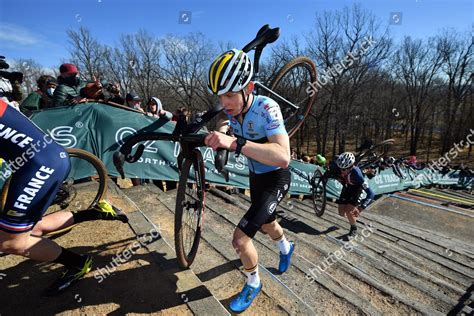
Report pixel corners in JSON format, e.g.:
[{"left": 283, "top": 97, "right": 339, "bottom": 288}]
[
  {"left": 30, "top": 225, "right": 44, "bottom": 237},
  {"left": 232, "top": 237, "right": 246, "bottom": 253}
]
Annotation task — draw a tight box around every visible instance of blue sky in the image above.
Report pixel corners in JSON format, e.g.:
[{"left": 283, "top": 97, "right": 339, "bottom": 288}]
[{"left": 0, "top": 0, "right": 472, "bottom": 68}]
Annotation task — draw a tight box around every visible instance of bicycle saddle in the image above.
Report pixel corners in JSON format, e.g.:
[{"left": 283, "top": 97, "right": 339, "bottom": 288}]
[{"left": 242, "top": 24, "right": 280, "bottom": 53}]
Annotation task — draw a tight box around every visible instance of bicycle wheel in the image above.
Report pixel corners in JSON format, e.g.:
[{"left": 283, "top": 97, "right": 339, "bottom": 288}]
[
  {"left": 52, "top": 148, "right": 108, "bottom": 211},
  {"left": 44, "top": 148, "right": 108, "bottom": 238},
  {"left": 269, "top": 56, "right": 318, "bottom": 138},
  {"left": 175, "top": 150, "right": 206, "bottom": 269},
  {"left": 311, "top": 170, "right": 327, "bottom": 217}
]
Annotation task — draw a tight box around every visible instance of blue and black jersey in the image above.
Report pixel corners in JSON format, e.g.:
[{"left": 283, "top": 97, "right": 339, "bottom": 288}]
[
  {"left": 226, "top": 95, "right": 287, "bottom": 174},
  {"left": 0, "top": 99, "right": 70, "bottom": 233}
]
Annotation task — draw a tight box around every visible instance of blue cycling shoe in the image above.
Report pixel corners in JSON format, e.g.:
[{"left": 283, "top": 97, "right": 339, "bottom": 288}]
[
  {"left": 278, "top": 241, "right": 295, "bottom": 273},
  {"left": 229, "top": 282, "right": 262, "bottom": 313}
]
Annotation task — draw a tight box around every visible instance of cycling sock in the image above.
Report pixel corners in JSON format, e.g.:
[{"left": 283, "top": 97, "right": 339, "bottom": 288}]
[
  {"left": 244, "top": 264, "right": 260, "bottom": 288},
  {"left": 72, "top": 209, "right": 105, "bottom": 223},
  {"left": 274, "top": 234, "right": 291, "bottom": 255},
  {"left": 350, "top": 224, "right": 357, "bottom": 231},
  {"left": 54, "top": 247, "right": 87, "bottom": 269}
]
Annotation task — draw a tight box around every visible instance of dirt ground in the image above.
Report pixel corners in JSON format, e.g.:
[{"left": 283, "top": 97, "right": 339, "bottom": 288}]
[{"left": 0, "top": 182, "right": 191, "bottom": 316}]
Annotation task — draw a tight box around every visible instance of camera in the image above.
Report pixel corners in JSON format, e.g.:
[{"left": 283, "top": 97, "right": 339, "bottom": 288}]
[{"left": 0, "top": 55, "right": 24, "bottom": 84}]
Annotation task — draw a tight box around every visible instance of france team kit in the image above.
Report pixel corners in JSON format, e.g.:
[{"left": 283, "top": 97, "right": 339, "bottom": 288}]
[{"left": 0, "top": 100, "right": 70, "bottom": 234}]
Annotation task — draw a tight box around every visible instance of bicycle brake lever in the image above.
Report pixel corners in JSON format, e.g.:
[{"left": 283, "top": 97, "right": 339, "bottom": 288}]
[
  {"left": 126, "top": 144, "right": 145, "bottom": 163},
  {"left": 113, "top": 151, "right": 126, "bottom": 179}
]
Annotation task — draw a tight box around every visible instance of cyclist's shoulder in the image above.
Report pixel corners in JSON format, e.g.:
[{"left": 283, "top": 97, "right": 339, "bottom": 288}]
[
  {"left": 252, "top": 95, "right": 283, "bottom": 125},
  {"left": 254, "top": 95, "right": 279, "bottom": 111},
  {"left": 347, "top": 166, "right": 365, "bottom": 183}
]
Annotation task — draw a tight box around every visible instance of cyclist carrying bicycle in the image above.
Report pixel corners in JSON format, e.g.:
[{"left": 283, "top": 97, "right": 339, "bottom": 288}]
[
  {"left": 329, "top": 152, "right": 375, "bottom": 236},
  {"left": 0, "top": 99, "right": 127, "bottom": 295},
  {"left": 205, "top": 49, "right": 294, "bottom": 313}
]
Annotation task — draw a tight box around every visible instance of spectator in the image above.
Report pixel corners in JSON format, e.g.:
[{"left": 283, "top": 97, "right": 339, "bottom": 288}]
[
  {"left": 105, "top": 82, "right": 124, "bottom": 105},
  {"left": 290, "top": 148, "right": 298, "bottom": 160},
  {"left": 20, "top": 75, "right": 57, "bottom": 114},
  {"left": 125, "top": 92, "right": 145, "bottom": 186},
  {"left": 0, "top": 56, "right": 23, "bottom": 110},
  {"left": 172, "top": 106, "right": 188, "bottom": 122},
  {"left": 81, "top": 76, "right": 104, "bottom": 100},
  {"left": 125, "top": 92, "right": 144, "bottom": 112},
  {"left": 52, "top": 63, "right": 87, "bottom": 107},
  {"left": 146, "top": 97, "right": 172, "bottom": 120}
]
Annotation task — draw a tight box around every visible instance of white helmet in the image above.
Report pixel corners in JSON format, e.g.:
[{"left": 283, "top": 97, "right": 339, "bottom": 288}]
[
  {"left": 336, "top": 152, "right": 355, "bottom": 169},
  {"left": 207, "top": 49, "right": 253, "bottom": 96}
]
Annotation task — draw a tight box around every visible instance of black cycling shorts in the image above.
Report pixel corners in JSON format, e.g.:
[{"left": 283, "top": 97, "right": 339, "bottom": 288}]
[
  {"left": 237, "top": 168, "right": 291, "bottom": 238},
  {"left": 336, "top": 185, "right": 363, "bottom": 206}
]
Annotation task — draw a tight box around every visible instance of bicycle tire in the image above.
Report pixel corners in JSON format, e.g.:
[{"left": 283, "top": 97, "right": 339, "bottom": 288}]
[
  {"left": 175, "top": 150, "right": 206, "bottom": 269},
  {"left": 269, "top": 56, "right": 318, "bottom": 138},
  {"left": 44, "top": 148, "right": 109, "bottom": 238},
  {"left": 311, "top": 170, "right": 327, "bottom": 217},
  {"left": 65, "top": 148, "right": 108, "bottom": 208}
]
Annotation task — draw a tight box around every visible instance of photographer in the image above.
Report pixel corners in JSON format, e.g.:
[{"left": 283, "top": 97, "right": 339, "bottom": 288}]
[{"left": 0, "top": 55, "right": 23, "bottom": 110}]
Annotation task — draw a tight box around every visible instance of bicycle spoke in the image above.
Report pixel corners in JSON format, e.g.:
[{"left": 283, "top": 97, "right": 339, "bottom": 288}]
[{"left": 175, "top": 156, "right": 205, "bottom": 267}]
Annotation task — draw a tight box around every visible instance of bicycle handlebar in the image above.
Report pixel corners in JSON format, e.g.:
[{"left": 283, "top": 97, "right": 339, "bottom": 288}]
[
  {"left": 113, "top": 132, "right": 207, "bottom": 179},
  {"left": 113, "top": 131, "right": 231, "bottom": 182}
]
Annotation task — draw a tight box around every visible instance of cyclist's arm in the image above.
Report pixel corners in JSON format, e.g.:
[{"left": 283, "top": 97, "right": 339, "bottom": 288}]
[
  {"left": 359, "top": 181, "right": 375, "bottom": 209},
  {"left": 205, "top": 132, "right": 290, "bottom": 168},
  {"left": 234, "top": 133, "right": 290, "bottom": 168},
  {"left": 216, "top": 111, "right": 229, "bottom": 133}
]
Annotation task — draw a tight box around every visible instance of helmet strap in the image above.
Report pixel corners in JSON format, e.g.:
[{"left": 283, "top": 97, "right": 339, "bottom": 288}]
[{"left": 235, "top": 89, "right": 251, "bottom": 118}]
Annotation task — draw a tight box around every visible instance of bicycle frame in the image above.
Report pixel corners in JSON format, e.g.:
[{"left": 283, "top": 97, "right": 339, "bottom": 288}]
[{"left": 253, "top": 81, "right": 298, "bottom": 111}]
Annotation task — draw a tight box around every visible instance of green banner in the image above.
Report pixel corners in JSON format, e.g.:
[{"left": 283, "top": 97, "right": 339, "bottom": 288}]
[{"left": 0, "top": 102, "right": 471, "bottom": 197}]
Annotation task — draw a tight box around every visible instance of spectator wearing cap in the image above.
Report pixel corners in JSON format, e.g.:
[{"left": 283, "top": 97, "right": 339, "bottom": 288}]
[
  {"left": 125, "top": 92, "right": 144, "bottom": 112},
  {"left": 52, "top": 63, "right": 87, "bottom": 107},
  {"left": 20, "top": 75, "right": 57, "bottom": 114},
  {"left": 146, "top": 97, "right": 172, "bottom": 120}
]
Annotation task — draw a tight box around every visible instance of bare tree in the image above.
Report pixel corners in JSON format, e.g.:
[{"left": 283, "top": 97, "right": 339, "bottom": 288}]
[
  {"left": 67, "top": 26, "right": 106, "bottom": 80},
  {"left": 393, "top": 36, "right": 444, "bottom": 155},
  {"left": 437, "top": 29, "right": 473, "bottom": 153},
  {"left": 158, "top": 33, "right": 215, "bottom": 112},
  {"left": 12, "top": 59, "right": 46, "bottom": 95},
  {"left": 306, "top": 3, "right": 392, "bottom": 156},
  {"left": 117, "top": 30, "right": 161, "bottom": 101}
]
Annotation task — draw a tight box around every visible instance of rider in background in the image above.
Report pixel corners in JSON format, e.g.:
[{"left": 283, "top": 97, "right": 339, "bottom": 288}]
[
  {"left": 205, "top": 49, "right": 294, "bottom": 313},
  {"left": 0, "top": 99, "right": 127, "bottom": 295},
  {"left": 315, "top": 154, "right": 326, "bottom": 167},
  {"left": 331, "top": 152, "right": 375, "bottom": 236}
]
